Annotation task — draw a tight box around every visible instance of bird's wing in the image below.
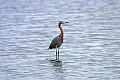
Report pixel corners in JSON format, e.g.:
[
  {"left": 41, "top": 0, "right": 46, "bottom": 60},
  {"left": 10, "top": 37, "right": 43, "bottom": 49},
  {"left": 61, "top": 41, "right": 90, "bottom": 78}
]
[{"left": 49, "top": 35, "right": 60, "bottom": 49}]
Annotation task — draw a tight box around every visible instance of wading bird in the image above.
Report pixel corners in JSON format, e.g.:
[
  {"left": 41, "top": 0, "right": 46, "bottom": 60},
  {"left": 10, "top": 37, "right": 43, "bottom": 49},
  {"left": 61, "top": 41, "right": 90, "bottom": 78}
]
[{"left": 48, "top": 21, "right": 69, "bottom": 60}]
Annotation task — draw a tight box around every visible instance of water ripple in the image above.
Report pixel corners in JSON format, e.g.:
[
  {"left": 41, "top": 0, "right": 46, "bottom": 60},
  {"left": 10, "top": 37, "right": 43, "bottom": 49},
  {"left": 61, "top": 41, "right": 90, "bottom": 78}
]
[{"left": 0, "top": 0, "right": 120, "bottom": 80}]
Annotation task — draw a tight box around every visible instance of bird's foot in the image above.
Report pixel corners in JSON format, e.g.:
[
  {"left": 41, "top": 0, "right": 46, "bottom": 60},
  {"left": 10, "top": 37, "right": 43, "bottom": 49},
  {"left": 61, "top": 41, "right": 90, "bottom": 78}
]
[
  {"left": 50, "top": 59, "right": 62, "bottom": 63},
  {"left": 56, "top": 59, "right": 62, "bottom": 62}
]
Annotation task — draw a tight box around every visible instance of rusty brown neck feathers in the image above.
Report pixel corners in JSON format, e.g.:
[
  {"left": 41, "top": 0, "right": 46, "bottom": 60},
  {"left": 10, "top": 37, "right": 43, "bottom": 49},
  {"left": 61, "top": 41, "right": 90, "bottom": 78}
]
[{"left": 58, "top": 23, "right": 63, "bottom": 43}]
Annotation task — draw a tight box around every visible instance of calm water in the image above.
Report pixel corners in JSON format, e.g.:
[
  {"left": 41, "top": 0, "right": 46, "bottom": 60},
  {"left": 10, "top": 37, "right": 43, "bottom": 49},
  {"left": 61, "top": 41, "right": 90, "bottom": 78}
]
[{"left": 0, "top": 0, "right": 120, "bottom": 80}]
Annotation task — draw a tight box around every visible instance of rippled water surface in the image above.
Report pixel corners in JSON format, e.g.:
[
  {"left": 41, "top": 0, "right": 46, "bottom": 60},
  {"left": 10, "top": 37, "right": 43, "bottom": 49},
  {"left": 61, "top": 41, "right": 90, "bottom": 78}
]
[{"left": 0, "top": 0, "right": 120, "bottom": 80}]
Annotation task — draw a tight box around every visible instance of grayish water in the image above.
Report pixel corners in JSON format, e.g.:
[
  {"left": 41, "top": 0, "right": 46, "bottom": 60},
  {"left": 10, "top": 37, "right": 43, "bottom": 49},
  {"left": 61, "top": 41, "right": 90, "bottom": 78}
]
[{"left": 0, "top": 0, "right": 120, "bottom": 80}]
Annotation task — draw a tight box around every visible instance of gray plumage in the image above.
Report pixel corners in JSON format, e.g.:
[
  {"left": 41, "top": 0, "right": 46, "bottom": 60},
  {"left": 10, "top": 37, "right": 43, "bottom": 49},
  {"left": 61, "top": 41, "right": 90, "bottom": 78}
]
[{"left": 49, "top": 35, "right": 62, "bottom": 49}]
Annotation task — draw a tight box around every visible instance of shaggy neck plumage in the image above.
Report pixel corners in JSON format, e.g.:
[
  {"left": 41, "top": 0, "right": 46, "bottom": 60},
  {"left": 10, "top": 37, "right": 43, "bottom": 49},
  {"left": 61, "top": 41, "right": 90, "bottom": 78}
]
[{"left": 58, "top": 23, "right": 63, "bottom": 43}]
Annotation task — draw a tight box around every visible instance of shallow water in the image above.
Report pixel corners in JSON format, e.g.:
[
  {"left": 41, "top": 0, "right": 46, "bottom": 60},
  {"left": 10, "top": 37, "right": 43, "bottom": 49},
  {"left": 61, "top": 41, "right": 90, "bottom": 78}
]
[{"left": 0, "top": 0, "right": 120, "bottom": 80}]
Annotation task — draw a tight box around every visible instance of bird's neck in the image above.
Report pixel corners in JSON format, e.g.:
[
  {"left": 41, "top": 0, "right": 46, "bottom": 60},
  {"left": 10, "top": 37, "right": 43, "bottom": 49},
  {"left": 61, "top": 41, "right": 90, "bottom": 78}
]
[{"left": 59, "top": 24, "right": 63, "bottom": 43}]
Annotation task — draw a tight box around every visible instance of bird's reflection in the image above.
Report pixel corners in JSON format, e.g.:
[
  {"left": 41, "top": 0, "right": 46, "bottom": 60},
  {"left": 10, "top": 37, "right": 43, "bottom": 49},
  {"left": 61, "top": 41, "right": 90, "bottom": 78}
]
[
  {"left": 50, "top": 60, "right": 66, "bottom": 80},
  {"left": 50, "top": 59, "right": 62, "bottom": 67}
]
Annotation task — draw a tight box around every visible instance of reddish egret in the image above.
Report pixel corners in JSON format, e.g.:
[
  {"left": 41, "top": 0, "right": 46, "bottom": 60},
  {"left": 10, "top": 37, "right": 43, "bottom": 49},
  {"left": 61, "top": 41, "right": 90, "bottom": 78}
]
[{"left": 48, "top": 21, "right": 69, "bottom": 60}]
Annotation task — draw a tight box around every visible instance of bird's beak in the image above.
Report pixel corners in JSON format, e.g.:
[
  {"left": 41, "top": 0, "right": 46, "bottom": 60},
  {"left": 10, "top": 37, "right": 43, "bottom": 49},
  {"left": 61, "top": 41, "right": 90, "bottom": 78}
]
[{"left": 66, "top": 22, "right": 69, "bottom": 23}]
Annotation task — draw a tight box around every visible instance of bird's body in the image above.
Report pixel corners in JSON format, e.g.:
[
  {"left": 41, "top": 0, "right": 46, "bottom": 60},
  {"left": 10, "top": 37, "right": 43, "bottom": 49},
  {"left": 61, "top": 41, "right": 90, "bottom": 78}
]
[
  {"left": 48, "top": 21, "right": 69, "bottom": 60},
  {"left": 49, "top": 35, "right": 62, "bottom": 49}
]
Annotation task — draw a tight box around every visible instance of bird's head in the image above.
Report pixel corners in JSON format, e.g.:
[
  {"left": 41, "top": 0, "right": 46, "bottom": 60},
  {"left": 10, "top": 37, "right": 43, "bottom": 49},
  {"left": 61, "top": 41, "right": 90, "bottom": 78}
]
[{"left": 59, "top": 21, "right": 69, "bottom": 24}]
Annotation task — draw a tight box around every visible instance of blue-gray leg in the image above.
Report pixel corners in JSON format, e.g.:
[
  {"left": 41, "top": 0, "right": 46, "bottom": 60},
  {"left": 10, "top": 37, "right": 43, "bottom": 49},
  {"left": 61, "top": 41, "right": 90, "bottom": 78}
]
[
  {"left": 58, "top": 48, "right": 59, "bottom": 60},
  {"left": 56, "top": 48, "right": 58, "bottom": 60}
]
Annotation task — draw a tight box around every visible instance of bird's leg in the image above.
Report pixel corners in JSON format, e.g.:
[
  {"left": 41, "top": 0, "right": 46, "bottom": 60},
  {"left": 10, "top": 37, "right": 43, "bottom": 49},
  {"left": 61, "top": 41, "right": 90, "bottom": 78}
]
[
  {"left": 56, "top": 47, "right": 58, "bottom": 60},
  {"left": 58, "top": 48, "right": 59, "bottom": 60}
]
